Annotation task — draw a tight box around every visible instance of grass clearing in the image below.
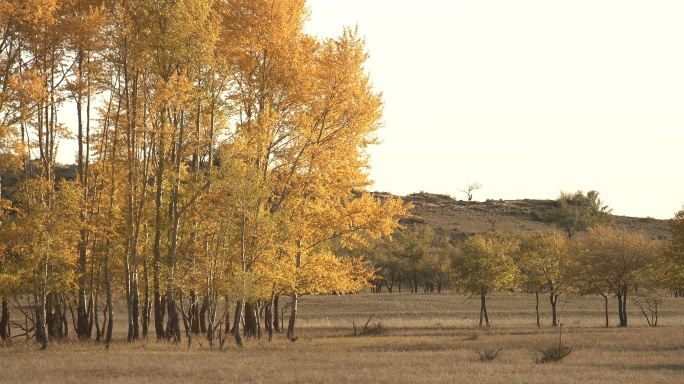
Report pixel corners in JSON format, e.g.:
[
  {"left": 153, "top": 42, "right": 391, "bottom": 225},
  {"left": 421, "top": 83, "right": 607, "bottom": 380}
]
[{"left": 3, "top": 292, "right": 684, "bottom": 383}]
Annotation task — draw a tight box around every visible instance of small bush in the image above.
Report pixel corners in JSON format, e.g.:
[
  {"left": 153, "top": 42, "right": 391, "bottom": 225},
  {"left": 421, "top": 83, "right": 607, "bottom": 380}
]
[
  {"left": 537, "top": 345, "right": 572, "bottom": 363},
  {"left": 477, "top": 347, "right": 502, "bottom": 362},
  {"left": 352, "top": 315, "right": 386, "bottom": 336}
]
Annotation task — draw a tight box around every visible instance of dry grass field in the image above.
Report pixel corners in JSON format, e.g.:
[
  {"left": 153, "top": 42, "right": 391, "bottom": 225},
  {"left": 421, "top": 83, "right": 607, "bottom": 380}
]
[{"left": 2, "top": 292, "right": 684, "bottom": 383}]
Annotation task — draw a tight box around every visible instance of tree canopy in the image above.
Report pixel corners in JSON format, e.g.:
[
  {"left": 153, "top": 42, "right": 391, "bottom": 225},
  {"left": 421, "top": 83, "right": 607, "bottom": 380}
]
[{"left": 545, "top": 190, "right": 612, "bottom": 238}]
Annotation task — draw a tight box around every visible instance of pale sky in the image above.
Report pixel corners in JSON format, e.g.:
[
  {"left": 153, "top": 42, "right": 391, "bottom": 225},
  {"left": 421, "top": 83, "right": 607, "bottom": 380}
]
[{"left": 305, "top": 0, "right": 684, "bottom": 219}]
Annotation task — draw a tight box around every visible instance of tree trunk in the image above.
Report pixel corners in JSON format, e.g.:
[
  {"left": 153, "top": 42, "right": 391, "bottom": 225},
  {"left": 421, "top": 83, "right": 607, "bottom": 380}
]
[
  {"left": 105, "top": 242, "right": 114, "bottom": 347},
  {"left": 244, "top": 301, "right": 258, "bottom": 338},
  {"left": 153, "top": 286, "right": 164, "bottom": 340},
  {"left": 601, "top": 292, "right": 609, "bottom": 328},
  {"left": 76, "top": 63, "right": 90, "bottom": 340},
  {"left": 36, "top": 261, "right": 48, "bottom": 349},
  {"left": 0, "top": 298, "right": 10, "bottom": 340},
  {"left": 166, "top": 287, "right": 181, "bottom": 343},
  {"left": 77, "top": 242, "right": 89, "bottom": 339},
  {"left": 86, "top": 292, "right": 94, "bottom": 338},
  {"left": 550, "top": 292, "right": 558, "bottom": 327},
  {"left": 152, "top": 135, "right": 165, "bottom": 340},
  {"left": 413, "top": 272, "right": 418, "bottom": 294},
  {"left": 265, "top": 298, "right": 273, "bottom": 341},
  {"left": 190, "top": 290, "right": 200, "bottom": 334},
  {"left": 233, "top": 299, "right": 243, "bottom": 347},
  {"left": 618, "top": 285, "right": 628, "bottom": 327},
  {"left": 199, "top": 295, "right": 208, "bottom": 334},
  {"left": 479, "top": 287, "right": 489, "bottom": 328},
  {"left": 94, "top": 289, "right": 101, "bottom": 342},
  {"left": 130, "top": 272, "right": 140, "bottom": 340},
  {"left": 535, "top": 290, "right": 540, "bottom": 327},
  {"left": 224, "top": 297, "right": 230, "bottom": 337},
  {"left": 142, "top": 260, "right": 150, "bottom": 338},
  {"left": 206, "top": 302, "right": 214, "bottom": 346},
  {"left": 287, "top": 293, "right": 298, "bottom": 341},
  {"left": 273, "top": 295, "right": 280, "bottom": 332}
]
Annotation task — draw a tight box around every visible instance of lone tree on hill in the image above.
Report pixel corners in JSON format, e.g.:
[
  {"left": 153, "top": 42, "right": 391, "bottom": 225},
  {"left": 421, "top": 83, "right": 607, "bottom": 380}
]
[
  {"left": 545, "top": 190, "right": 612, "bottom": 238},
  {"left": 459, "top": 182, "right": 482, "bottom": 201}
]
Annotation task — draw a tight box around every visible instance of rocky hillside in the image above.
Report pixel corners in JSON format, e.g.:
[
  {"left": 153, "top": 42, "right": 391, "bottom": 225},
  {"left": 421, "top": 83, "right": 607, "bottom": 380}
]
[{"left": 388, "top": 192, "right": 671, "bottom": 241}]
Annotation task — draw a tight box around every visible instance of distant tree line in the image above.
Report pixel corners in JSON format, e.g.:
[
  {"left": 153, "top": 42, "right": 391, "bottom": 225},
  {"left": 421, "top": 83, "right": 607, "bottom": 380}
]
[{"left": 366, "top": 191, "right": 684, "bottom": 329}]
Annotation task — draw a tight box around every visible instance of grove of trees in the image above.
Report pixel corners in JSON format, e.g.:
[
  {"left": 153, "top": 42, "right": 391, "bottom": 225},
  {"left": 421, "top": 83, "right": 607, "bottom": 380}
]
[{"left": 0, "top": 0, "right": 408, "bottom": 348}]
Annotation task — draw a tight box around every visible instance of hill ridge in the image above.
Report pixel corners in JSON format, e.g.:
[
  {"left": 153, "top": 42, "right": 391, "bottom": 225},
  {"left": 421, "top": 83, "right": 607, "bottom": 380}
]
[{"left": 380, "top": 191, "right": 670, "bottom": 240}]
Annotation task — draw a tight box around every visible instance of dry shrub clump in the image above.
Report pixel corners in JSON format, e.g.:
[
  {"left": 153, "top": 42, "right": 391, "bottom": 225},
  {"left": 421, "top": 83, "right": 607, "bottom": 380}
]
[
  {"left": 352, "top": 315, "right": 386, "bottom": 336},
  {"left": 537, "top": 323, "right": 572, "bottom": 363},
  {"left": 477, "top": 346, "right": 502, "bottom": 362},
  {"left": 537, "top": 344, "right": 572, "bottom": 363}
]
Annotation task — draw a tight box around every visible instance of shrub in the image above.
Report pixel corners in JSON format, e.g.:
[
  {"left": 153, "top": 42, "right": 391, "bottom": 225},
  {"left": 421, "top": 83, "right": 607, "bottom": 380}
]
[{"left": 477, "top": 347, "right": 502, "bottom": 362}]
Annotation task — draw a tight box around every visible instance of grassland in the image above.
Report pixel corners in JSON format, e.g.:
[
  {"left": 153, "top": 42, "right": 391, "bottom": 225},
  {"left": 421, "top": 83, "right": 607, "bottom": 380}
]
[{"left": 2, "top": 292, "right": 684, "bottom": 383}]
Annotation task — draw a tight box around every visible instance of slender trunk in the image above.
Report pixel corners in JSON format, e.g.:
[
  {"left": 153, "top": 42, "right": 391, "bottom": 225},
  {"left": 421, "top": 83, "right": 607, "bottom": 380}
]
[
  {"left": 224, "top": 296, "right": 230, "bottom": 337},
  {"left": 166, "top": 285, "right": 181, "bottom": 343},
  {"left": 479, "top": 287, "right": 489, "bottom": 328},
  {"left": 94, "top": 289, "right": 101, "bottom": 342},
  {"left": 87, "top": 292, "right": 94, "bottom": 338},
  {"left": 199, "top": 295, "right": 208, "bottom": 334},
  {"left": 104, "top": 242, "right": 113, "bottom": 347},
  {"left": 286, "top": 293, "right": 298, "bottom": 341},
  {"left": 535, "top": 290, "right": 540, "bottom": 327},
  {"left": 233, "top": 300, "right": 243, "bottom": 347},
  {"left": 0, "top": 298, "right": 10, "bottom": 340},
  {"left": 153, "top": 157, "right": 165, "bottom": 339},
  {"left": 77, "top": 245, "right": 89, "bottom": 339},
  {"left": 165, "top": 110, "right": 185, "bottom": 344},
  {"left": 266, "top": 285, "right": 276, "bottom": 340},
  {"left": 142, "top": 259, "right": 150, "bottom": 338},
  {"left": 190, "top": 291, "right": 200, "bottom": 334},
  {"left": 618, "top": 285, "right": 628, "bottom": 327},
  {"left": 265, "top": 298, "right": 273, "bottom": 341},
  {"left": 130, "top": 272, "right": 140, "bottom": 340},
  {"left": 36, "top": 261, "right": 48, "bottom": 349},
  {"left": 287, "top": 246, "right": 301, "bottom": 341},
  {"left": 273, "top": 295, "right": 280, "bottom": 332},
  {"left": 125, "top": 254, "right": 132, "bottom": 341},
  {"left": 244, "top": 301, "right": 258, "bottom": 338},
  {"left": 601, "top": 292, "right": 609, "bottom": 328},
  {"left": 550, "top": 292, "right": 558, "bottom": 327},
  {"left": 206, "top": 299, "right": 214, "bottom": 346},
  {"left": 76, "top": 70, "right": 89, "bottom": 339}
]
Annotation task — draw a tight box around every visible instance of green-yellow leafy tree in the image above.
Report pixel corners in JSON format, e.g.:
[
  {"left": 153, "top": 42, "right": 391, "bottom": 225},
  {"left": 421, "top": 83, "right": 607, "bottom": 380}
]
[
  {"left": 573, "top": 225, "right": 661, "bottom": 327},
  {"left": 660, "top": 209, "right": 684, "bottom": 295},
  {"left": 451, "top": 232, "right": 519, "bottom": 328},
  {"left": 516, "top": 230, "right": 571, "bottom": 327},
  {"left": 545, "top": 190, "right": 612, "bottom": 238}
]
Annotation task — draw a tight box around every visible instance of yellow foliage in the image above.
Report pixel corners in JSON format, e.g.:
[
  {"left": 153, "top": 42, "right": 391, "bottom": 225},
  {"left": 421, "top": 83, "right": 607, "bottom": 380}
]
[{"left": 451, "top": 232, "right": 520, "bottom": 295}]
